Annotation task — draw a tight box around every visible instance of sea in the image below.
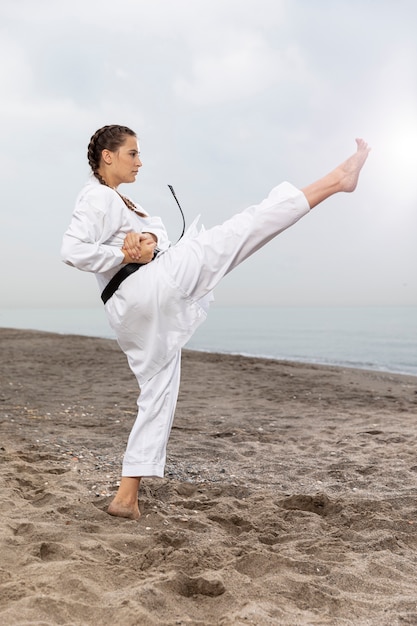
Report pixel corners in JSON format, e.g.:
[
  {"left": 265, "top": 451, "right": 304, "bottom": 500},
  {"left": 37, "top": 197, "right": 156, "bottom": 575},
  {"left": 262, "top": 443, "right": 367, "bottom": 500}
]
[{"left": 0, "top": 306, "right": 416, "bottom": 377}]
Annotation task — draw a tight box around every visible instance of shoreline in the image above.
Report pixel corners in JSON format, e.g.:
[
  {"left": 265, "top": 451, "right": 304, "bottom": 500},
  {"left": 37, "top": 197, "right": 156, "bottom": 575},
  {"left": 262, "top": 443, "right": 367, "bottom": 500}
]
[
  {"left": 1, "top": 323, "right": 416, "bottom": 379},
  {"left": 187, "top": 345, "right": 417, "bottom": 379},
  {"left": 1, "top": 328, "right": 417, "bottom": 625}
]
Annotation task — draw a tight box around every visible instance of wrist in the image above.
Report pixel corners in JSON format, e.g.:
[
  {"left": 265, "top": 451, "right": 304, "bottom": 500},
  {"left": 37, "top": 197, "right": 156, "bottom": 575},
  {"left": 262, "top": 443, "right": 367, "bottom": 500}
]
[{"left": 143, "top": 232, "right": 157, "bottom": 244}]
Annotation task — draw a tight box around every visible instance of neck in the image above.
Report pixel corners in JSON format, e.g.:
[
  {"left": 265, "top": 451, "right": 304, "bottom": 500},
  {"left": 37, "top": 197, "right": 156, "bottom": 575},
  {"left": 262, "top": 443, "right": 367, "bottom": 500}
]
[
  {"left": 96, "top": 169, "right": 118, "bottom": 189},
  {"left": 95, "top": 171, "right": 145, "bottom": 217}
]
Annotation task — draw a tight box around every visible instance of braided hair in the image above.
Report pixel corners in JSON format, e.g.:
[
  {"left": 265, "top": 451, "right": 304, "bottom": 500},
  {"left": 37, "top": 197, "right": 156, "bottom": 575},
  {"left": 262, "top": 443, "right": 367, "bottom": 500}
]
[{"left": 87, "top": 125, "right": 146, "bottom": 217}]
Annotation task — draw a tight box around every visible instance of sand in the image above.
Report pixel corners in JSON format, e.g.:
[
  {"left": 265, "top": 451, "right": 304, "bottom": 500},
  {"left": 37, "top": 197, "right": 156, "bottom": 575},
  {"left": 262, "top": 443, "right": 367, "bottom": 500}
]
[{"left": 1, "top": 327, "right": 417, "bottom": 626}]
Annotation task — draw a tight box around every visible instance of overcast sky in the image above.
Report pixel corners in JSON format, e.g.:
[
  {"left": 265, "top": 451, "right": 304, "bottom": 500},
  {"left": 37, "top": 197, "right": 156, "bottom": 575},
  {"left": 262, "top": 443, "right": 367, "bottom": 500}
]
[{"left": 1, "top": 0, "right": 416, "bottom": 309}]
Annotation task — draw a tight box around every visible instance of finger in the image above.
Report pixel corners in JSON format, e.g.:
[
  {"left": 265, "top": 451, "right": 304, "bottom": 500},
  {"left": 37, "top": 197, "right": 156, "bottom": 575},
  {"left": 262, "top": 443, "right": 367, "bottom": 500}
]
[{"left": 124, "top": 245, "right": 142, "bottom": 259}]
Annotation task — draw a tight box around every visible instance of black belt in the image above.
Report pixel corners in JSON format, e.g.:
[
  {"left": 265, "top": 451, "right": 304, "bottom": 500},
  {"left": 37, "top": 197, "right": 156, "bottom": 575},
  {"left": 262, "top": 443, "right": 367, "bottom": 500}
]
[{"left": 101, "top": 263, "right": 144, "bottom": 305}]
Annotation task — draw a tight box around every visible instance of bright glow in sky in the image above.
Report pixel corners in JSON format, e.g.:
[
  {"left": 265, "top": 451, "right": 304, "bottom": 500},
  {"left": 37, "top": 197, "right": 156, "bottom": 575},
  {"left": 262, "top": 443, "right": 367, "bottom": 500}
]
[
  {"left": 0, "top": 0, "right": 416, "bottom": 308},
  {"left": 385, "top": 115, "right": 417, "bottom": 185}
]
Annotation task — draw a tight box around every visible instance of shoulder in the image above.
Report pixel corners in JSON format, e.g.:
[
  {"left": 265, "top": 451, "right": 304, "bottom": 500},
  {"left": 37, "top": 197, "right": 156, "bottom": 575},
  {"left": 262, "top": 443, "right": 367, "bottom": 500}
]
[{"left": 76, "top": 176, "right": 120, "bottom": 211}]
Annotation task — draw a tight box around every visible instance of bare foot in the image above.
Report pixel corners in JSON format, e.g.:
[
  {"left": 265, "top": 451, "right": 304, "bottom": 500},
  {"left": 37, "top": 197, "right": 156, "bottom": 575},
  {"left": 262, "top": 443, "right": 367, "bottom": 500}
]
[
  {"left": 107, "top": 498, "right": 141, "bottom": 521},
  {"left": 338, "top": 138, "right": 371, "bottom": 193},
  {"left": 302, "top": 138, "right": 371, "bottom": 209},
  {"left": 106, "top": 476, "right": 141, "bottom": 520}
]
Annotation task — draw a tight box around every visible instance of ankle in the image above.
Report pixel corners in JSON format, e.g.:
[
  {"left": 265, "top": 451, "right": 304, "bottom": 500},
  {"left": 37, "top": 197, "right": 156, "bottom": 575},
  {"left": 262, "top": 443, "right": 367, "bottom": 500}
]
[{"left": 114, "top": 476, "right": 141, "bottom": 504}]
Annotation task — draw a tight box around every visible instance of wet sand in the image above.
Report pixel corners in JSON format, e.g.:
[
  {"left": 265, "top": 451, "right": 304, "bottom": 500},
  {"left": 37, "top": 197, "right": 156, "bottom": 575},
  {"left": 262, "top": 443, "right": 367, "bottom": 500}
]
[{"left": 1, "top": 328, "right": 417, "bottom": 625}]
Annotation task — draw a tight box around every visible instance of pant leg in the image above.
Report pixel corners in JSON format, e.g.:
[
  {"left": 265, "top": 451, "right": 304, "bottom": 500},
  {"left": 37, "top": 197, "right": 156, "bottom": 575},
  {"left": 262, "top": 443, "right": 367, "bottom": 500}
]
[
  {"left": 164, "top": 181, "right": 310, "bottom": 300},
  {"left": 122, "top": 350, "right": 181, "bottom": 477}
]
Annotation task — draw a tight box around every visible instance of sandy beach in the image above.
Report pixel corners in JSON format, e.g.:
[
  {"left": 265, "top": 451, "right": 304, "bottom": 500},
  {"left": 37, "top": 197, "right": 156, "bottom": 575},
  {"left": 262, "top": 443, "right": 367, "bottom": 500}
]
[{"left": 1, "top": 327, "right": 417, "bottom": 625}]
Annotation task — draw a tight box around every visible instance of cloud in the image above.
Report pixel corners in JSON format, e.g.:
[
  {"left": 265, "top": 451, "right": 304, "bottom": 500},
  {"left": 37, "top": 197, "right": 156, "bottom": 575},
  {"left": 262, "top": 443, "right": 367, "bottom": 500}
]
[
  {"left": 173, "top": 33, "right": 308, "bottom": 107},
  {"left": 0, "top": 0, "right": 416, "bottom": 308}
]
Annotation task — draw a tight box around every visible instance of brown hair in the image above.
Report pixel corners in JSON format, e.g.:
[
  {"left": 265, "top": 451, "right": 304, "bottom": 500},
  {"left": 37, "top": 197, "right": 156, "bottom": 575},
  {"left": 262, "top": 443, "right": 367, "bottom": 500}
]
[{"left": 87, "top": 124, "right": 145, "bottom": 217}]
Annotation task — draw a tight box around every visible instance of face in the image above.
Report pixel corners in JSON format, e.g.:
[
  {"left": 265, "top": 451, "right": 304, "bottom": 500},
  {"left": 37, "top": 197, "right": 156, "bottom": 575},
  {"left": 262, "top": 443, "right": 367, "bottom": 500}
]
[{"left": 101, "top": 135, "right": 142, "bottom": 188}]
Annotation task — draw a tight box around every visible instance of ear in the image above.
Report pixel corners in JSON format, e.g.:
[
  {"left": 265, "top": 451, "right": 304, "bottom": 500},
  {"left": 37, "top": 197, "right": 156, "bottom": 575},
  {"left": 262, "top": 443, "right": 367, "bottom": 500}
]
[{"left": 102, "top": 149, "right": 113, "bottom": 165}]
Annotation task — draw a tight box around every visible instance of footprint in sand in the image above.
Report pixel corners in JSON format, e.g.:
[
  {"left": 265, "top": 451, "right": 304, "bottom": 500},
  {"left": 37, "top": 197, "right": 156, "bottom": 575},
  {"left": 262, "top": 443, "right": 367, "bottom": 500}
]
[{"left": 167, "top": 571, "right": 226, "bottom": 598}]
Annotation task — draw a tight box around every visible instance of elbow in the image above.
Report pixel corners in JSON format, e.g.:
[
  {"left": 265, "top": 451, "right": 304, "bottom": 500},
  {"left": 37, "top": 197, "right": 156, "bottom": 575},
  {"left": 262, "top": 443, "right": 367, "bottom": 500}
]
[{"left": 61, "top": 237, "right": 78, "bottom": 268}]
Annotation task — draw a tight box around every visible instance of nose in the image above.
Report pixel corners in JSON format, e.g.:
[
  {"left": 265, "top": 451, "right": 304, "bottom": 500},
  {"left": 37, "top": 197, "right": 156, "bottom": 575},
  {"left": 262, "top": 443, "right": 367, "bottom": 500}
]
[{"left": 136, "top": 156, "right": 142, "bottom": 168}]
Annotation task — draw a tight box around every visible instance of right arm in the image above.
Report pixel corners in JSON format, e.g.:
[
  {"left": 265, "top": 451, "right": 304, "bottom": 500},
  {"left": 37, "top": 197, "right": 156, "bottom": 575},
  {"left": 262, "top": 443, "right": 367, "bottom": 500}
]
[
  {"left": 62, "top": 185, "right": 164, "bottom": 271},
  {"left": 61, "top": 203, "right": 125, "bottom": 272}
]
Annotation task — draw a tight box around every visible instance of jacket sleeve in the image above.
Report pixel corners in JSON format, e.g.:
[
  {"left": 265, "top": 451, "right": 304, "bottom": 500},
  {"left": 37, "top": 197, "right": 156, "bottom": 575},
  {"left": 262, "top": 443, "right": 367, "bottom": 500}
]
[
  {"left": 140, "top": 215, "right": 171, "bottom": 252},
  {"left": 61, "top": 188, "right": 125, "bottom": 273}
]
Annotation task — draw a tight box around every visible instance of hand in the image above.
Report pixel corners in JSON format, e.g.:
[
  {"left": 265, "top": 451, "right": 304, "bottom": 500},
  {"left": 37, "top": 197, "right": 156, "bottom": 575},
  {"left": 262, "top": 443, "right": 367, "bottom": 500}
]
[{"left": 122, "top": 232, "right": 157, "bottom": 264}]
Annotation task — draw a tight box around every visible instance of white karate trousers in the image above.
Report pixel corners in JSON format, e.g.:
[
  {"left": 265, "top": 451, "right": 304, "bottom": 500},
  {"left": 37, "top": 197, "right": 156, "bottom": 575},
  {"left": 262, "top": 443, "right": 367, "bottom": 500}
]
[{"left": 112, "top": 182, "right": 310, "bottom": 478}]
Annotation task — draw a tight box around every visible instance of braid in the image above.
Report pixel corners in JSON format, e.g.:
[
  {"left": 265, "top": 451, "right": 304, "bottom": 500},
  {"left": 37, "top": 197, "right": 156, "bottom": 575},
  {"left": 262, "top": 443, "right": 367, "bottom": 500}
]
[{"left": 87, "top": 124, "right": 146, "bottom": 218}]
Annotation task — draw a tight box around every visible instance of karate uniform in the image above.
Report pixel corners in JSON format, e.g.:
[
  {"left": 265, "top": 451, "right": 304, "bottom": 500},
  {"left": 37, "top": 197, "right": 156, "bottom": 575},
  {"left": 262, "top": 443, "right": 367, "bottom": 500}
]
[{"left": 61, "top": 176, "right": 310, "bottom": 478}]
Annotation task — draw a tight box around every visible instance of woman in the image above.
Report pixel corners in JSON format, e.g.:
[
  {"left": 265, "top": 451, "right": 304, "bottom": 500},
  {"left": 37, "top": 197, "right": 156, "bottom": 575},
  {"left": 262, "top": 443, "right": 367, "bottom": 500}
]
[{"left": 61, "top": 125, "right": 370, "bottom": 520}]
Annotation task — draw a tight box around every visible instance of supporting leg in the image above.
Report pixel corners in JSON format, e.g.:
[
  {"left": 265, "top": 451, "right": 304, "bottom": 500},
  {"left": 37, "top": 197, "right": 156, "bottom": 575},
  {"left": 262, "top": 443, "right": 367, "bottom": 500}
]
[{"left": 107, "top": 351, "right": 181, "bottom": 520}]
